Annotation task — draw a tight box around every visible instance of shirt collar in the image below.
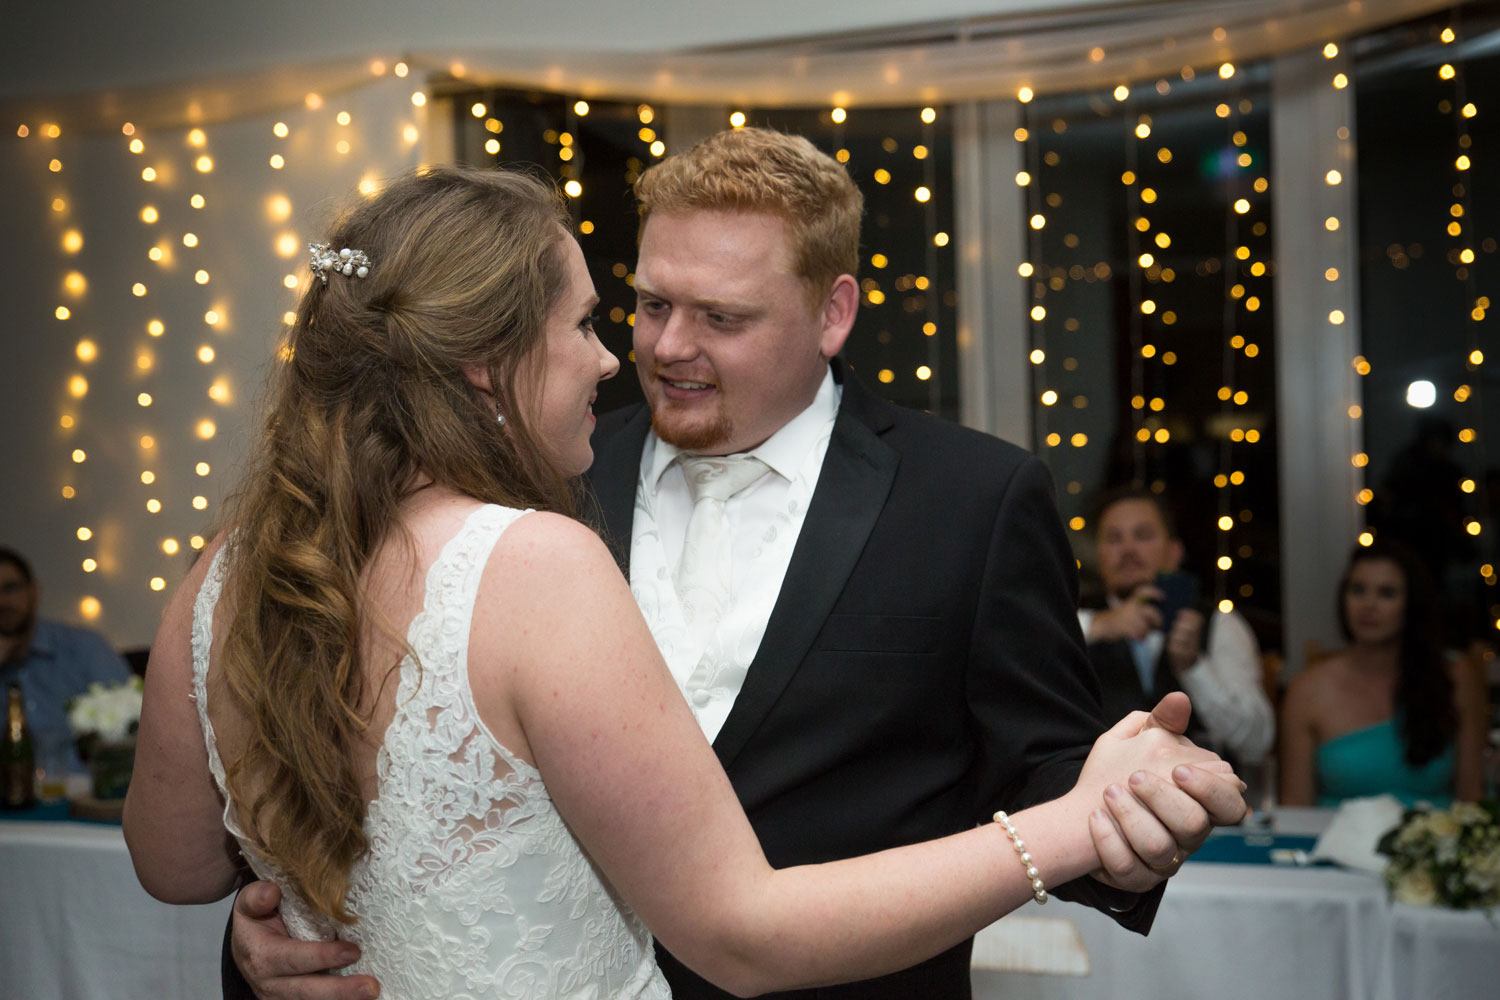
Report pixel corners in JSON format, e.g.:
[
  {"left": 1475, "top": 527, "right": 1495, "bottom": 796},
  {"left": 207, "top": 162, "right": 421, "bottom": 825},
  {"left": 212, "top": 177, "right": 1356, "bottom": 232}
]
[{"left": 645, "top": 366, "right": 840, "bottom": 491}]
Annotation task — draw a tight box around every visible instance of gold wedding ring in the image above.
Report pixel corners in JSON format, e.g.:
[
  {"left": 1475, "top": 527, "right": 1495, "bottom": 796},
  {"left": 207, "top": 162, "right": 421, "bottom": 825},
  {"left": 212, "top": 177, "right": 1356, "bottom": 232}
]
[{"left": 1148, "top": 851, "right": 1182, "bottom": 873}]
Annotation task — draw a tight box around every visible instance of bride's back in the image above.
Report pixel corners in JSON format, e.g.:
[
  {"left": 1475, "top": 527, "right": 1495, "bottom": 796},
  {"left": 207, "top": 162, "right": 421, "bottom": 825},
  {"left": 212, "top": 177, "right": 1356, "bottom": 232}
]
[{"left": 197, "top": 496, "right": 669, "bottom": 999}]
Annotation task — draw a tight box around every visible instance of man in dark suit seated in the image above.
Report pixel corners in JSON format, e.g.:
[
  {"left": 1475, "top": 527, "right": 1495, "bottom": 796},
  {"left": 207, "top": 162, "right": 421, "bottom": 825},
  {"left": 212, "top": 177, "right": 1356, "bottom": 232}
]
[
  {"left": 224, "top": 129, "right": 1245, "bottom": 1000},
  {"left": 1078, "top": 486, "right": 1273, "bottom": 765}
]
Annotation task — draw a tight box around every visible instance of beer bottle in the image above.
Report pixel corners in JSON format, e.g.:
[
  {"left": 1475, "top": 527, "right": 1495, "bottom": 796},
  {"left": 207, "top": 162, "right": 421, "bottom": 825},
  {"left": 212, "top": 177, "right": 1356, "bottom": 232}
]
[{"left": 2, "top": 683, "right": 36, "bottom": 809}]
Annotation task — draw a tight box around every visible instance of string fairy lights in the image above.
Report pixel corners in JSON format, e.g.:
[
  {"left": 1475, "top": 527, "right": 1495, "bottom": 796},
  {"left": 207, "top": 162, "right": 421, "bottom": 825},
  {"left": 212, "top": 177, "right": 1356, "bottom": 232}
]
[
  {"left": 1431, "top": 20, "right": 1494, "bottom": 619},
  {"left": 1015, "top": 38, "right": 1281, "bottom": 613},
  {"left": 17, "top": 55, "right": 420, "bottom": 628}
]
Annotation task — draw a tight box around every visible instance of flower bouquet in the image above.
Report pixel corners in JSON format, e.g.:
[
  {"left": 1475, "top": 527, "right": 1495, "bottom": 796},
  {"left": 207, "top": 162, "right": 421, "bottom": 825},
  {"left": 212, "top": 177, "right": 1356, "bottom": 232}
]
[
  {"left": 68, "top": 677, "right": 144, "bottom": 800},
  {"left": 1376, "top": 800, "right": 1500, "bottom": 909}
]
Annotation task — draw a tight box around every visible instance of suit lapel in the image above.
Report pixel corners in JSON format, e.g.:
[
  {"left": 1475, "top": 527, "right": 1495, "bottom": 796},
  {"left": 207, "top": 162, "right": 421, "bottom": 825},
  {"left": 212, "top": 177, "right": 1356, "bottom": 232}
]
[
  {"left": 712, "top": 366, "right": 899, "bottom": 768},
  {"left": 584, "top": 404, "right": 652, "bottom": 575}
]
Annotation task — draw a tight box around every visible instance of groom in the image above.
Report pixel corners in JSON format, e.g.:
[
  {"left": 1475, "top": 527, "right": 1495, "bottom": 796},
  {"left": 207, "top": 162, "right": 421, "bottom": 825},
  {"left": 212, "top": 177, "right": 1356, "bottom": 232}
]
[{"left": 227, "top": 128, "right": 1243, "bottom": 999}]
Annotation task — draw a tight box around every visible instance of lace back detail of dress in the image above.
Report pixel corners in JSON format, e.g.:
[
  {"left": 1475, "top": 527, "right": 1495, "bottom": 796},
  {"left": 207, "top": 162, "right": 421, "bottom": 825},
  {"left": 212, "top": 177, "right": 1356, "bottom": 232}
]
[{"left": 191, "top": 506, "right": 669, "bottom": 1000}]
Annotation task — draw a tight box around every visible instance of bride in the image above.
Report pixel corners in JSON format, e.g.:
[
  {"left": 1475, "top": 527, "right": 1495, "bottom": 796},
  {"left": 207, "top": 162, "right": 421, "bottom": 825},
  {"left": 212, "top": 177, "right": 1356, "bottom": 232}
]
[{"left": 124, "top": 165, "right": 1241, "bottom": 999}]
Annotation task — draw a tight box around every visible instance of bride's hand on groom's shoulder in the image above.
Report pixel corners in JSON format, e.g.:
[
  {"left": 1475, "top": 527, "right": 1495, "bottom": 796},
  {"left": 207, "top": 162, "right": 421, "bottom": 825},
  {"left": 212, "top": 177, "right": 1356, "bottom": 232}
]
[{"left": 232, "top": 880, "right": 381, "bottom": 1000}]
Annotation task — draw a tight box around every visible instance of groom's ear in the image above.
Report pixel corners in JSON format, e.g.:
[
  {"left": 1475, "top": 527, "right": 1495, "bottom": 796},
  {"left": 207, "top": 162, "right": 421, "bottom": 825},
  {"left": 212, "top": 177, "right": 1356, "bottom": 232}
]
[{"left": 818, "top": 274, "right": 859, "bottom": 359}]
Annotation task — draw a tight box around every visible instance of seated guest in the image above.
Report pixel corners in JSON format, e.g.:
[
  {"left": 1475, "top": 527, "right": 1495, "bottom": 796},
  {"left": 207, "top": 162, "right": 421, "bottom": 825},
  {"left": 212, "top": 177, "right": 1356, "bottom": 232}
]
[
  {"left": 1280, "top": 540, "right": 1486, "bottom": 806},
  {"left": 0, "top": 546, "right": 132, "bottom": 771},
  {"left": 1078, "top": 487, "right": 1274, "bottom": 763}
]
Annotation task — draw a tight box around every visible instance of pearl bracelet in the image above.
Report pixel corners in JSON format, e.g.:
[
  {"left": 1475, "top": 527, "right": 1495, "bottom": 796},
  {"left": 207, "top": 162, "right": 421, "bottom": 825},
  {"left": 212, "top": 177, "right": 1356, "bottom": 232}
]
[{"left": 993, "top": 810, "right": 1047, "bottom": 904}]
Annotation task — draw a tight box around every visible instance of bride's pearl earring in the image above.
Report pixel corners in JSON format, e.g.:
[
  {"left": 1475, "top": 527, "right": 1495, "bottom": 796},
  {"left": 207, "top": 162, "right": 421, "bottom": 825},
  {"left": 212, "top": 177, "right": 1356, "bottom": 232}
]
[{"left": 496, "top": 411, "right": 505, "bottom": 426}]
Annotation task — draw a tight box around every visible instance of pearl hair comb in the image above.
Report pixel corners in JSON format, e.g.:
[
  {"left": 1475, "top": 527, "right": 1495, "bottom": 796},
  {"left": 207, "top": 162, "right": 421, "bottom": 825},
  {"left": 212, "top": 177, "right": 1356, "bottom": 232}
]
[{"left": 309, "top": 242, "right": 371, "bottom": 284}]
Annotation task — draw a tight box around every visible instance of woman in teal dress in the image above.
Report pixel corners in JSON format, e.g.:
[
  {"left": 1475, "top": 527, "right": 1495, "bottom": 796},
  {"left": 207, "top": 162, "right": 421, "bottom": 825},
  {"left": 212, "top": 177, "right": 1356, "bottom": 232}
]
[{"left": 1280, "top": 541, "right": 1486, "bottom": 807}]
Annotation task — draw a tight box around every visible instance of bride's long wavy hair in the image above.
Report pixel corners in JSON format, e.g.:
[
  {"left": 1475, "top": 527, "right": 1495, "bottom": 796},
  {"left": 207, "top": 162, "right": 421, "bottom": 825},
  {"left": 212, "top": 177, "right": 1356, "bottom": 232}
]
[{"left": 216, "top": 166, "right": 575, "bottom": 923}]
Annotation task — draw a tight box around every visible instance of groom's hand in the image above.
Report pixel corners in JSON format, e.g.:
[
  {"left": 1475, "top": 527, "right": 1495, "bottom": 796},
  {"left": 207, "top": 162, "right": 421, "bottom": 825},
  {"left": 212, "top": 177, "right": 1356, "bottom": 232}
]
[
  {"left": 1087, "top": 694, "right": 1249, "bottom": 892},
  {"left": 233, "top": 880, "right": 380, "bottom": 1000}
]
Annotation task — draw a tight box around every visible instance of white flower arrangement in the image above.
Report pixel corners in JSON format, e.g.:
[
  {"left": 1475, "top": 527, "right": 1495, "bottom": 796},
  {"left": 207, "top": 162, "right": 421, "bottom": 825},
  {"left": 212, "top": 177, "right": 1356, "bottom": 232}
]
[
  {"left": 1377, "top": 800, "right": 1500, "bottom": 910},
  {"left": 67, "top": 676, "right": 144, "bottom": 745}
]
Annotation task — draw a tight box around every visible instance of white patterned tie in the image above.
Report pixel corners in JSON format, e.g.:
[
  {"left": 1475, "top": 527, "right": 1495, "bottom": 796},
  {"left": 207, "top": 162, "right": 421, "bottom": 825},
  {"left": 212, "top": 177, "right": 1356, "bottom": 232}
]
[{"left": 674, "top": 454, "right": 770, "bottom": 642}]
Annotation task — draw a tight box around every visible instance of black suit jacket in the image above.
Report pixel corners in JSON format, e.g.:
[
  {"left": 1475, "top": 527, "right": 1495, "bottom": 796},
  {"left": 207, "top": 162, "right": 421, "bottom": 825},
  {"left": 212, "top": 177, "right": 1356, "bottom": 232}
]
[
  {"left": 585, "top": 361, "right": 1161, "bottom": 1000},
  {"left": 1086, "top": 628, "right": 1210, "bottom": 752}
]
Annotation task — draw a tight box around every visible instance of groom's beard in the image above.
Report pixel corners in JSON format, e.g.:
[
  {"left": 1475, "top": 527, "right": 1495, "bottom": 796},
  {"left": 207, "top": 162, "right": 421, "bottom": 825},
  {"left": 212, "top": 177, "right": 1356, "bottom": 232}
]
[{"left": 651, "top": 406, "right": 734, "bottom": 454}]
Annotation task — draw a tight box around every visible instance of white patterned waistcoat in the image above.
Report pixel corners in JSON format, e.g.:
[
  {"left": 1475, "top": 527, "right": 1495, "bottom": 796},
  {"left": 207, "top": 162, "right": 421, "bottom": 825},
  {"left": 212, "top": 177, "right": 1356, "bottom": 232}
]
[{"left": 628, "top": 432, "right": 830, "bottom": 743}]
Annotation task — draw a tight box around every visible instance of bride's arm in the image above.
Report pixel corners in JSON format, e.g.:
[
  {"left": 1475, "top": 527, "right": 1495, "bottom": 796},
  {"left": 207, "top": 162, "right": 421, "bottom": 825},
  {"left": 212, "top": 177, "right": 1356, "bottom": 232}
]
[
  {"left": 481, "top": 513, "right": 1238, "bottom": 997},
  {"left": 123, "top": 536, "right": 244, "bottom": 904}
]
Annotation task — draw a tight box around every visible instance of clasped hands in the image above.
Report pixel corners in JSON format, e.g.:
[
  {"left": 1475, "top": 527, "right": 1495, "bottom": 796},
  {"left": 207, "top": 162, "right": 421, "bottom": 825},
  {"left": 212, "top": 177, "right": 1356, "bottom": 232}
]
[{"left": 1075, "top": 690, "right": 1248, "bottom": 891}]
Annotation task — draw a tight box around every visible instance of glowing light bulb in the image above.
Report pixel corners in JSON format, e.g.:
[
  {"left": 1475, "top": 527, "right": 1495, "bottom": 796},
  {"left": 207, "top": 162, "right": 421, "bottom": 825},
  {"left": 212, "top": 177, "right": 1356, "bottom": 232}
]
[{"left": 1406, "top": 380, "right": 1437, "bottom": 408}]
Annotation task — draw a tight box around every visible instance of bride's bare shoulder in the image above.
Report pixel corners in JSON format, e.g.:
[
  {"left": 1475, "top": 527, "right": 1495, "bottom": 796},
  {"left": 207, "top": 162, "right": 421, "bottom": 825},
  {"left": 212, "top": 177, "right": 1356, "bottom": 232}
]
[{"left": 483, "top": 511, "right": 620, "bottom": 598}]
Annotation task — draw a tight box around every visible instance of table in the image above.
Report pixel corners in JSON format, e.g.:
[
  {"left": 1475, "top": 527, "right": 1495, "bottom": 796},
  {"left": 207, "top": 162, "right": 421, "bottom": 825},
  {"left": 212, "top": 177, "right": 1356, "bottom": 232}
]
[
  {"left": 0, "top": 817, "right": 232, "bottom": 1000},
  {"left": 971, "top": 809, "right": 1499, "bottom": 1000}
]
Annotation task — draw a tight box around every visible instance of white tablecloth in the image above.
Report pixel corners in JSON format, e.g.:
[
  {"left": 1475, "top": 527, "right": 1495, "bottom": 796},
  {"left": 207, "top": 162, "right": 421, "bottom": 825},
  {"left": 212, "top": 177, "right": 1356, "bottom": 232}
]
[
  {"left": 3, "top": 812, "right": 1495, "bottom": 1000},
  {"left": 972, "top": 810, "right": 1499, "bottom": 1000},
  {"left": 0, "top": 820, "right": 232, "bottom": 1000}
]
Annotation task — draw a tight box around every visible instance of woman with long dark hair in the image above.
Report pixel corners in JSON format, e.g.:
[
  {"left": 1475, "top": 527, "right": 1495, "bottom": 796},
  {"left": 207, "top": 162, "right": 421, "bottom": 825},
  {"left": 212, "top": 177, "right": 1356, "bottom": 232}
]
[{"left": 1280, "top": 540, "right": 1486, "bottom": 806}]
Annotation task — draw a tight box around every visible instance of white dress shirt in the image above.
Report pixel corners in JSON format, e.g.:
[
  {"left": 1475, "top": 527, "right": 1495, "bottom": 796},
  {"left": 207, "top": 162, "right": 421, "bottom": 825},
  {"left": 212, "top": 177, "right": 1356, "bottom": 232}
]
[
  {"left": 1077, "top": 603, "right": 1275, "bottom": 761},
  {"left": 631, "top": 368, "right": 840, "bottom": 741}
]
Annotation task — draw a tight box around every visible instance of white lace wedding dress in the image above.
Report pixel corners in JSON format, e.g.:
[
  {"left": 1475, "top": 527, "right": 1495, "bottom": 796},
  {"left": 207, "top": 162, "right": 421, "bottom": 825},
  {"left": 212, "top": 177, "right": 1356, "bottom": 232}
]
[{"left": 191, "top": 504, "right": 672, "bottom": 1000}]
